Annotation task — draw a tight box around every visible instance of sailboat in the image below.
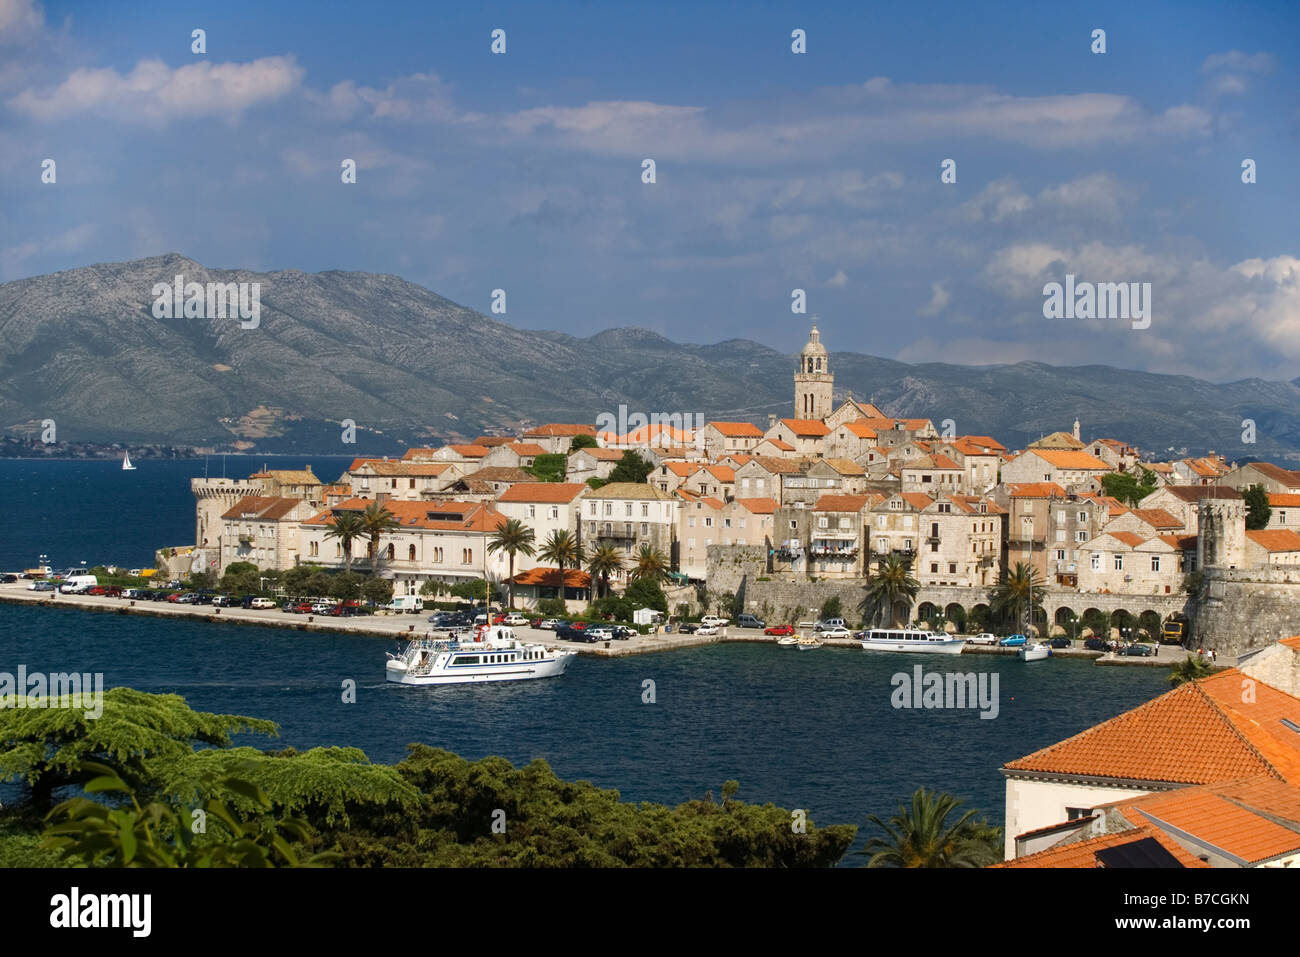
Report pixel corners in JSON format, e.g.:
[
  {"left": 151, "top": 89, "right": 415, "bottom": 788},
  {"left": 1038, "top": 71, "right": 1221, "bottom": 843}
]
[{"left": 121, "top": 451, "right": 136, "bottom": 471}]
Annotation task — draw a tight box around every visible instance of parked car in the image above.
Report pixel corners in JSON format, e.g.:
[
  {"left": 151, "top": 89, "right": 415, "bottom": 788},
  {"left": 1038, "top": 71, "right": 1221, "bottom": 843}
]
[
  {"left": 1121, "top": 642, "right": 1156, "bottom": 657},
  {"left": 311, "top": 601, "right": 333, "bottom": 614},
  {"left": 967, "top": 632, "right": 998, "bottom": 645},
  {"left": 1083, "top": 636, "right": 1109, "bottom": 651},
  {"left": 250, "top": 597, "right": 277, "bottom": 609},
  {"left": 1, "top": 573, "right": 18, "bottom": 583},
  {"left": 212, "top": 595, "right": 240, "bottom": 607},
  {"left": 765, "top": 623, "right": 796, "bottom": 637},
  {"left": 694, "top": 625, "right": 720, "bottom": 636},
  {"left": 815, "top": 618, "right": 846, "bottom": 632},
  {"left": 1049, "top": 637, "right": 1073, "bottom": 649},
  {"left": 28, "top": 580, "right": 56, "bottom": 592},
  {"left": 999, "top": 634, "right": 1028, "bottom": 647},
  {"left": 175, "top": 593, "right": 202, "bottom": 605},
  {"left": 538, "top": 619, "right": 559, "bottom": 630},
  {"left": 735, "top": 614, "right": 766, "bottom": 629},
  {"left": 585, "top": 627, "right": 614, "bottom": 641},
  {"left": 819, "top": 626, "right": 853, "bottom": 639},
  {"left": 677, "top": 622, "right": 700, "bottom": 634},
  {"left": 611, "top": 625, "right": 636, "bottom": 640},
  {"left": 700, "top": 616, "right": 729, "bottom": 628},
  {"left": 503, "top": 613, "right": 529, "bottom": 626}
]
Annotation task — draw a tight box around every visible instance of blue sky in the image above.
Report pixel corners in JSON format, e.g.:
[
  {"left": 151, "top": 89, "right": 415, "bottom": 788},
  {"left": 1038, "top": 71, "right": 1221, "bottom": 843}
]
[{"left": 2, "top": 0, "right": 1297, "bottom": 381}]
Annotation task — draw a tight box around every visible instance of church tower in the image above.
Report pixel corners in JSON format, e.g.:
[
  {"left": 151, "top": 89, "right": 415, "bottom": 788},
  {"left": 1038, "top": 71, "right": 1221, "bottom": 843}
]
[{"left": 795, "top": 323, "right": 834, "bottom": 420}]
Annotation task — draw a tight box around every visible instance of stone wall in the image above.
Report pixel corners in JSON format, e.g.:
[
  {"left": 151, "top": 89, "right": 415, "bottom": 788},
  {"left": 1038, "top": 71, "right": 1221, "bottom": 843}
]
[{"left": 1192, "top": 567, "right": 1300, "bottom": 657}]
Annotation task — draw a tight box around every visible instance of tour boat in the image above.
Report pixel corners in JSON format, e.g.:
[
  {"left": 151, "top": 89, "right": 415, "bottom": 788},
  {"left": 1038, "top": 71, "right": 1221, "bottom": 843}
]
[
  {"left": 859, "top": 628, "right": 966, "bottom": 656},
  {"left": 1018, "top": 642, "right": 1052, "bottom": 662},
  {"left": 385, "top": 624, "right": 575, "bottom": 685},
  {"left": 121, "top": 451, "right": 136, "bottom": 471}
]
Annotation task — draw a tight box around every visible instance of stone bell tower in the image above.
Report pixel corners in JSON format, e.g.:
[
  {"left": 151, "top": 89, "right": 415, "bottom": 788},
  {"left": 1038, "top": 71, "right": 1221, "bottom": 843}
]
[{"left": 795, "top": 322, "right": 833, "bottom": 420}]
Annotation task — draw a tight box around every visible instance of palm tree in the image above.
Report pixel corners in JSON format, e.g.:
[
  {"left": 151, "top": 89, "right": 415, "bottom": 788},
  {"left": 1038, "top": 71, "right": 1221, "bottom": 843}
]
[
  {"left": 486, "top": 518, "right": 535, "bottom": 609},
  {"left": 630, "top": 544, "right": 671, "bottom": 583},
  {"left": 989, "top": 561, "right": 1045, "bottom": 632},
  {"left": 1169, "top": 654, "right": 1215, "bottom": 687},
  {"left": 360, "top": 502, "right": 401, "bottom": 574},
  {"left": 323, "top": 510, "right": 366, "bottom": 573},
  {"left": 860, "top": 788, "right": 1001, "bottom": 868},
  {"left": 537, "top": 529, "right": 583, "bottom": 600},
  {"left": 863, "top": 554, "right": 919, "bottom": 627},
  {"left": 586, "top": 543, "right": 625, "bottom": 598}
]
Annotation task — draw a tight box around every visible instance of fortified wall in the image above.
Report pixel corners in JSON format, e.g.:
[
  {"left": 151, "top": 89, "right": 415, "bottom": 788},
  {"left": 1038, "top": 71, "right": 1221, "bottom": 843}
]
[{"left": 1192, "top": 568, "right": 1300, "bottom": 657}]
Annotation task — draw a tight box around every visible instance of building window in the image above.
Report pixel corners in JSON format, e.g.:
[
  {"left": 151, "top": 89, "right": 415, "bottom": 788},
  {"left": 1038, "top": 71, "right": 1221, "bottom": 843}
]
[
  {"left": 1151, "top": 555, "right": 1160, "bottom": 572},
  {"left": 948, "top": 563, "right": 957, "bottom": 574},
  {"left": 386, "top": 543, "right": 395, "bottom": 560},
  {"left": 408, "top": 544, "right": 416, "bottom": 562},
  {"left": 1114, "top": 554, "right": 1123, "bottom": 571},
  {"left": 640, "top": 523, "right": 649, "bottom": 536},
  {"left": 528, "top": 505, "right": 535, "bottom": 518},
  {"left": 641, "top": 504, "right": 649, "bottom": 517},
  {"left": 930, "top": 563, "right": 938, "bottom": 573},
  {"left": 1091, "top": 553, "right": 1101, "bottom": 570},
  {"left": 550, "top": 507, "right": 559, "bottom": 520},
  {"left": 818, "top": 517, "right": 828, "bottom": 528}
]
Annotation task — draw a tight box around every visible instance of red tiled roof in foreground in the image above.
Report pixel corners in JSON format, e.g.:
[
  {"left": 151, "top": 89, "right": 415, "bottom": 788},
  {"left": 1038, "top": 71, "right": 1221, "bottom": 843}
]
[
  {"left": 992, "top": 826, "right": 1209, "bottom": 869},
  {"left": 1002, "top": 669, "right": 1300, "bottom": 787}
]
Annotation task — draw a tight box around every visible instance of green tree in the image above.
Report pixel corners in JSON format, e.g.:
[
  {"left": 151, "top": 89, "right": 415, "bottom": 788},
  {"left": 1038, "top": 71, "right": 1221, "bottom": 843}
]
[
  {"left": 630, "top": 544, "right": 671, "bottom": 582},
  {"left": 1101, "top": 470, "right": 1157, "bottom": 507},
  {"left": 528, "top": 453, "right": 567, "bottom": 483},
  {"left": 586, "top": 477, "right": 607, "bottom": 490},
  {"left": 450, "top": 578, "right": 490, "bottom": 602},
  {"left": 586, "top": 543, "right": 626, "bottom": 598},
  {"left": 569, "top": 434, "right": 598, "bottom": 451},
  {"left": 324, "top": 510, "right": 367, "bottom": 573},
  {"left": 860, "top": 788, "right": 1001, "bottom": 868},
  {"left": 989, "top": 561, "right": 1045, "bottom": 631},
  {"left": 608, "top": 451, "right": 653, "bottom": 484},
  {"left": 1169, "top": 654, "right": 1215, "bottom": 687},
  {"left": 329, "top": 572, "right": 366, "bottom": 601},
  {"left": 821, "top": 596, "right": 843, "bottom": 620},
  {"left": 361, "top": 578, "right": 393, "bottom": 606},
  {"left": 220, "top": 561, "right": 260, "bottom": 595},
  {"left": 360, "top": 502, "right": 401, "bottom": 573},
  {"left": 487, "top": 518, "right": 536, "bottom": 609},
  {"left": 624, "top": 576, "right": 668, "bottom": 613},
  {"left": 537, "top": 530, "right": 582, "bottom": 595},
  {"left": 1244, "top": 484, "right": 1271, "bottom": 531},
  {"left": 863, "top": 554, "right": 920, "bottom": 627},
  {"left": 537, "top": 597, "right": 568, "bottom": 617},
  {"left": 187, "top": 570, "right": 217, "bottom": 591}
]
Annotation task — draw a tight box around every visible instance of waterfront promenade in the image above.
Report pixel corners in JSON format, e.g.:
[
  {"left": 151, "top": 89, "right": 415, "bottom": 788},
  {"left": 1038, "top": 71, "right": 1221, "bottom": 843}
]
[{"left": 0, "top": 582, "right": 1203, "bottom": 666}]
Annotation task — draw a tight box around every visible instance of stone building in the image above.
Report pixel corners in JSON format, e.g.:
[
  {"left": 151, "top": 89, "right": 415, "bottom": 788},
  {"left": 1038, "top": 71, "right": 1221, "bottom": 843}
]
[{"left": 794, "top": 324, "right": 833, "bottom": 420}]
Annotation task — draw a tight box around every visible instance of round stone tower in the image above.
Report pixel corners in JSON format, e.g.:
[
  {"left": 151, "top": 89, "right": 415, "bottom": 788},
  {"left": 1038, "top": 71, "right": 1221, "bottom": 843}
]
[{"left": 795, "top": 322, "right": 833, "bottom": 420}]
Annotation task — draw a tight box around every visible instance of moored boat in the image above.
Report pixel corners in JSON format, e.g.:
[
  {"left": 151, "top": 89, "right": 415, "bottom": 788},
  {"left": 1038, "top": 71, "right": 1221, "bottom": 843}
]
[
  {"left": 776, "top": 635, "right": 799, "bottom": 647},
  {"left": 794, "top": 637, "right": 822, "bottom": 651},
  {"left": 1018, "top": 642, "right": 1051, "bottom": 662},
  {"left": 859, "top": 628, "right": 966, "bottom": 655},
  {"left": 386, "top": 624, "right": 575, "bottom": 685}
]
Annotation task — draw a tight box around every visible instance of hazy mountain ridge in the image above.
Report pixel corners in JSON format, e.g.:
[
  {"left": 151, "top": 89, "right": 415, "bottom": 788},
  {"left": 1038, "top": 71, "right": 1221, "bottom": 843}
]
[{"left": 1, "top": 254, "right": 1296, "bottom": 460}]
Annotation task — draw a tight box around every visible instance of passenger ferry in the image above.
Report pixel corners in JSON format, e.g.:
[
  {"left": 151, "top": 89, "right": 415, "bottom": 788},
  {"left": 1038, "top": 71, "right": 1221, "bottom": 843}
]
[
  {"left": 859, "top": 628, "right": 966, "bottom": 656},
  {"left": 386, "top": 624, "right": 576, "bottom": 685}
]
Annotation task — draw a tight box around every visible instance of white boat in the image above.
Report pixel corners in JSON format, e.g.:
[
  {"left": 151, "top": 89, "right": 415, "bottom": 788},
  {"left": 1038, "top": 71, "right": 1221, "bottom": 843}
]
[
  {"left": 122, "top": 451, "right": 136, "bottom": 471},
  {"left": 776, "top": 636, "right": 800, "bottom": 647},
  {"left": 386, "top": 624, "right": 575, "bottom": 685},
  {"left": 795, "top": 637, "right": 822, "bottom": 651},
  {"left": 860, "top": 628, "right": 966, "bottom": 656},
  {"left": 1018, "top": 642, "right": 1052, "bottom": 662}
]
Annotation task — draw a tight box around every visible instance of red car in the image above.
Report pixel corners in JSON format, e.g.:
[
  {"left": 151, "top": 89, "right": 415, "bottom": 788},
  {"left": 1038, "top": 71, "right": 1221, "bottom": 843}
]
[{"left": 765, "top": 624, "right": 796, "bottom": 636}]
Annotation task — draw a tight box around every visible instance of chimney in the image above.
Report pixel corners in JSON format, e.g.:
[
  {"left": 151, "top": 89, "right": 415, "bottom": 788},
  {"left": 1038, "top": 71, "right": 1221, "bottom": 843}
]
[{"left": 768, "top": 414, "right": 777, "bottom": 430}]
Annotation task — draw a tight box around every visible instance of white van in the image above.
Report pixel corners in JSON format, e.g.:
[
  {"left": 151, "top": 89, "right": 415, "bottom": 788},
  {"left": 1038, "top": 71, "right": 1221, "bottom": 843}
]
[
  {"left": 60, "top": 575, "right": 98, "bottom": 594},
  {"left": 385, "top": 595, "right": 424, "bottom": 614}
]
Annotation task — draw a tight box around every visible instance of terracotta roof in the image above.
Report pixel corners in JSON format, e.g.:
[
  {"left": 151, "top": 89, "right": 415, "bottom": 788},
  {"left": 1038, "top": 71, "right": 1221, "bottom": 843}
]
[
  {"left": 507, "top": 442, "right": 548, "bottom": 456},
  {"left": 993, "top": 826, "right": 1209, "bottom": 869},
  {"left": 862, "top": 417, "right": 932, "bottom": 432},
  {"left": 1240, "top": 462, "right": 1300, "bottom": 486},
  {"left": 446, "top": 444, "right": 490, "bottom": 458},
  {"left": 1104, "top": 530, "right": 1148, "bottom": 548},
  {"left": 221, "top": 496, "right": 306, "bottom": 521},
  {"left": 573, "top": 447, "right": 624, "bottom": 461},
  {"left": 1183, "top": 457, "right": 1228, "bottom": 477},
  {"left": 1155, "top": 485, "right": 1241, "bottom": 502},
  {"left": 1246, "top": 529, "right": 1300, "bottom": 552},
  {"left": 471, "top": 436, "right": 516, "bottom": 447},
  {"left": 1027, "top": 430, "right": 1086, "bottom": 450},
  {"left": 1128, "top": 508, "right": 1183, "bottom": 529},
  {"left": 1028, "top": 449, "right": 1110, "bottom": 470},
  {"left": 840, "top": 420, "right": 879, "bottom": 439},
  {"left": 1007, "top": 482, "right": 1069, "bottom": 499},
  {"left": 747, "top": 456, "right": 804, "bottom": 474},
  {"left": 305, "top": 498, "right": 505, "bottom": 533},
  {"left": 822, "top": 458, "right": 866, "bottom": 476},
  {"left": 779, "top": 418, "right": 831, "bottom": 437},
  {"left": 1003, "top": 669, "right": 1300, "bottom": 787},
  {"left": 401, "top": 448, "right": 441, "bottom": 460},
  {"left": 249, "top": 468, "right": 321, "bottom": 484},
  {"left": 726, "top": 454, "right": 754, "bottom": 466},
  {"left": 660, "top": 461, "right": 696, "bottom": 477},
  {"left": 734, "top": 497, "right": 778, "bottom": 514},
  {"left": 496, "top": 482, "right": 587, "bottom": 504},
  {"left": 813, "top": 494, "right": 872, "bottom": 513},
  {"left": 699, "top": 464, "right": 735, "bottom": 482},
  {"left": 524, "top": 424, "right": 598, "bottom": 437},
  {"left": 321, "top": 484, "right": 349, "bottom": 496},
  {"left": 459, "top": 466, "right": 533, "bottom": 483},
  {"left": 899, "top": 492, "right": 935, "bottom": 511},
  {"left": 355, "top": 461, "right": 450, "bottom": 477},
  {"left": 1116, "top": 776, "right": 1300, "bottom": 864},
  {"left": 1269, "top": 493, "right": 1300, "bottom": 508},
  {"left": 506, "top": 566, "right": 591, "bottom": 587},
  {"left": 583, "top": 482, "right": 675, "bottom": 501},
  {"left": 763, "top": 439, "right": 795, "bottom": 451},
  {"left": 348, "top": 457, "right": 388, "bottom": 470},
  {"left": 707, "top": 421, "right": 765, "bottom": 437},
  {"left": 1159, "top": 534, "right": 1198, "bottom": 551}
]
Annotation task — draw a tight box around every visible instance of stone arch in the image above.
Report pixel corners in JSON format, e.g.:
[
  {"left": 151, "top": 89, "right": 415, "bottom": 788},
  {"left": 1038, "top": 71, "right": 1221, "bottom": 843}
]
[
  {"left": 1138, "top": 610, "right": 1163, "bottom": 641},
  {"left": 917, "top": 601, "right": 940, "bottom": 623},
  {"left": 944, "top": 602, "right": 968, "bottom": 631}
]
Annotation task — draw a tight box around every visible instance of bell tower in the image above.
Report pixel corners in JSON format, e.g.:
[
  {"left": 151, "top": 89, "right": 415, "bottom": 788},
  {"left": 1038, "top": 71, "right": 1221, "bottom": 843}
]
[{"left": 795, "top": 322, "right": 833, "bottom": 420}]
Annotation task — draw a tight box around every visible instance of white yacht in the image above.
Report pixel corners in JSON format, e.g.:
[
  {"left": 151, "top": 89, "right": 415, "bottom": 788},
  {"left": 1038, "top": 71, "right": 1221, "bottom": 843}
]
[
  {"left": 122, "top": 451, "right": 136, "bottom": 471},
  {"left": 859, "top": 628, "right": 966, "bottom": 656},
  {"left": 1018, "top": 642, "right": 1052, "bottom": 662},
  {"left": 386, "top": 624, "right": 576, "bottom": 685}
]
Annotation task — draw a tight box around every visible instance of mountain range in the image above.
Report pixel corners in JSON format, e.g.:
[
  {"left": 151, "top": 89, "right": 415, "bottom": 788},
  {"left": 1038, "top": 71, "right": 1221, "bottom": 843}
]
[{"left": 1, "top": 253, "right": 1296, "bottom": 461}]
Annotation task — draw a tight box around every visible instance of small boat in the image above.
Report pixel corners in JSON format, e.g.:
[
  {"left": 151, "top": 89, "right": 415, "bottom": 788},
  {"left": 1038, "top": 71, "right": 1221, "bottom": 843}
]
[
  {"left": 795, "top": 637, "right": 822, "bottom": 651},
  {"left": 776, "top": 636, "right": 800, "bottom": 647},
  {"left": 1018, "top": 642, "right": 1052, "bottom": 662},
  {"left": 860, "top": 628, "right": 966, "bottom": 656},
  {"left": 122, "top": 451, "right": 136, "bottom": 471},
  {"left": 386, "top": 624, "right": 575, "bottom": 685}
]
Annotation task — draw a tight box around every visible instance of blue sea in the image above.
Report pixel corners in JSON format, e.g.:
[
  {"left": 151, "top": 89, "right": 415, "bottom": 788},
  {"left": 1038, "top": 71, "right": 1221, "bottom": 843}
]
[{"left": 0, "top": 457, "right": 1171, "bottom": 857}]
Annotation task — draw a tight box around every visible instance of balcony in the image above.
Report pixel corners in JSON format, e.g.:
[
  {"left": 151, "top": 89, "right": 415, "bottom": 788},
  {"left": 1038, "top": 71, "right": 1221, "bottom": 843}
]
[{"left": 811, "top": 545, "right": 858, "bottom": 559}]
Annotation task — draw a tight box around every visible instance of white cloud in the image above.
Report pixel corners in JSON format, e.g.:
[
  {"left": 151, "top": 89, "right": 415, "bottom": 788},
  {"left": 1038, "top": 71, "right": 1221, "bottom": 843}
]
[
  {"left": 917, "top": 281, "right": 950, "bottom": 316},
  {"left": 961, "top": 178, "right": 1032, "bottom": 222},
  {"left": 8, "top": 55, "right": 303, "bottom": 124},
  {"left": 827, "top": 269, "right": 848, "bottom": 288},
  {"left": 1200, "top": 50, "right": 1276, "bottom": 74},
  {"left": 1, "top": 221, "right": 95, "bottom": 280},
  {"left": 0, "top": 0, "right": 42, "bottom": 42}
]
